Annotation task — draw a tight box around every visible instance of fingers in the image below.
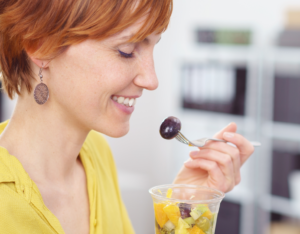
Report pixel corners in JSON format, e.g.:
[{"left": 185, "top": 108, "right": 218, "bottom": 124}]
[
  {"left": 213, "top": 121, "right": 254, "bottom": 166},
  {"left": 213, "top": 122, "right": 237, "bottom": 139},
  {"left": 182, "top": 122, "right": 254, "bottom": 193},
  {"left": 223, "top": 132, "right": 254, "bottom": 165},
  {"left": 184, "top": 158, "right": 230, "bottom": 192},
  {"left": 200, "top": 142, "right": 241, "bottom": 185},
  {"left": 190, "top": 148, "right": 238, "bottom": 188}
]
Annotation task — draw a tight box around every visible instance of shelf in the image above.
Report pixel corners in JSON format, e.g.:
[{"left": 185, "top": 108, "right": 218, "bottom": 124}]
[
  {"left": 179, "top": 109, "right": 258, "bottom": 137},
  {"left": 265, "top": 47, "right": 300, "bottom": 64},
  {"left": 192, "top": 45, "right": 300, "bottom": 58},
  {"left": 262, "top": 121, "right": 300, "bottom": 142},
  {"left": 186, "top": 44, "right": 258, "bottom": 64},
  {"left": 224, "top": 186, "right": 254, "bottom": 205},
  {"left": 182, "top": 45, "right": 300, "bottom": 64},
  {"left": 194, "top": 44, "right": 255, "bottom": 52},
  {"left": 260, "top": 195, "right": 300, "bottom": 219}
]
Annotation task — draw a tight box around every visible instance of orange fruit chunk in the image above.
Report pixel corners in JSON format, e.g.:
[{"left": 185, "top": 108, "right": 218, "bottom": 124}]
[
  {"left": 187, "top": 225, "right": 205, "bottom": 234},
  {"left": 154, "top": 203, "right": 169, "bottom": 227},
  {"left": 166, "top": 188, "right": 173, "bottom": 198},
  {"left": 201, "top": 210, "right": 213, "bottom": 220},
  {"left": 163, "top": 204, "right": 181, "bottom": 226}
]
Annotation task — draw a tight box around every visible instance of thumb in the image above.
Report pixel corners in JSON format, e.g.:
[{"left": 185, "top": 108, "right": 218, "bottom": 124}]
[{"left": 213, "top": 122, "right": 237, "bottom": 139}]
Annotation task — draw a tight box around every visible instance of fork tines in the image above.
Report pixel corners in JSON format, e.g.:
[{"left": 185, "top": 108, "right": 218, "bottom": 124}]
[{"left": 175, "top": 132, "right": 190, "bottom": 145}]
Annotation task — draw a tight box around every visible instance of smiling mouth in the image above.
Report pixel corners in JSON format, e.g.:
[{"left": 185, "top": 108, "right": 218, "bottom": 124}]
[{"left": 112, "top": 95, "right": 136, "bottom": 107}]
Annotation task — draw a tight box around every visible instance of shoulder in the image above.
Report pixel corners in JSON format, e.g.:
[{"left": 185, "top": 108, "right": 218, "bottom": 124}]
[
  {"left": 0, "top": 181, "right": 40, "bottom": 231},
  {"left": 0, "top": 183, "right": 52, "bottom": 233},
  {"left": 0, "top": 182, "right": 27, "bottom": 212}
]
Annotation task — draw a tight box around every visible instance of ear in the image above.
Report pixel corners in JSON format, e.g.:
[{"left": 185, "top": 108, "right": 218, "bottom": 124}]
[{"left": 26, "top": 52, "right": 50, "bottom": 68}]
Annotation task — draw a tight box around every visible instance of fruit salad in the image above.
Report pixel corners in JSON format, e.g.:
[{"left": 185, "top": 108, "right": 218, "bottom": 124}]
[{"left": 153, "top": 189, "right": 217, "bottom": 234}]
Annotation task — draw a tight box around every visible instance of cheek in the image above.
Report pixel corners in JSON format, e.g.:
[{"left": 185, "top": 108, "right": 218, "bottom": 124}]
[
  {"left": 53, "top": 75, "right": 104, "bottom": 113},
  {"left": 48, "top": 42, "right": 138, "bottom": 131},
  {"left": 50, "top": 49, "right": 104, "bottom": 102}
]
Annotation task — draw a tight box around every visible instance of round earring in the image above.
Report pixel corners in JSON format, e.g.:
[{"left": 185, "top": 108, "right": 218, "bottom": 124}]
[{"left": 33, "top": 64, "right": 49, "bottom": 105}]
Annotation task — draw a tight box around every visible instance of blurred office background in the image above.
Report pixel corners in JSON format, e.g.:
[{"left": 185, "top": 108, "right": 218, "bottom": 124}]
[{"left": 2, "top": 0, "right": 300, "bottom": 234}]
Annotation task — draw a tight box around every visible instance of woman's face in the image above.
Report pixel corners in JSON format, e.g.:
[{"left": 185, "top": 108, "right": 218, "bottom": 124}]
[{"left": 47, "top": 20, "right": 161, "bottom": 137}]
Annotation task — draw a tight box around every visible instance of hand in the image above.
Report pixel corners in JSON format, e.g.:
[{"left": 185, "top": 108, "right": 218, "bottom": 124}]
[{"left": 173, "top": 123, "right": 254, "bottom": 193}]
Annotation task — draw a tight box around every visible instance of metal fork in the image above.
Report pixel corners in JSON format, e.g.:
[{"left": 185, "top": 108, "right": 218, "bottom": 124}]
[{"left": 175, "top": 132, "right": 261, "bottom": 147}]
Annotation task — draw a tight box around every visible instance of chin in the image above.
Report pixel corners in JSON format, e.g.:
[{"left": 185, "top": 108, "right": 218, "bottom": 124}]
[
  {"left": 107, "top": 129, "right": 130, "bottom": 138},
  {"left": 96, "top": 123, "right": 130, "bottom": 138}
]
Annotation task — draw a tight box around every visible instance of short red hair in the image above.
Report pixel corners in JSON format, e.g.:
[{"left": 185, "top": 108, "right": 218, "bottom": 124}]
[{"left": 0, "top": 0, "right": 173, "bottom": 99}]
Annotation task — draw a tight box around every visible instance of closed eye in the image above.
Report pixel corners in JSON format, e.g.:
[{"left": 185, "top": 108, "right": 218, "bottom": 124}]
[{"left": 118, "top": 50, "right": 134, "bottom": 58}]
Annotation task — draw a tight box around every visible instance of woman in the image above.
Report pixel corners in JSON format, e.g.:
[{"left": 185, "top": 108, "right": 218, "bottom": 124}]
[{"left": 0, "top": 0, "right": 254, "bottom": 233}]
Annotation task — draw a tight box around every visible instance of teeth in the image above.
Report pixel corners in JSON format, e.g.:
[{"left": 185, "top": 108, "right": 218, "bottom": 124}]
[
  {"left": 124, "top": 98, "right": 129, "bottom": 105},
  {"left": 112, "top": 95, "right": 136, "bottom": 107},
  {"left": 117, "top": 97, "right": 124, "bottom": 104},
  {"left": 129, "top": 98, "right": 134, "bottom": 107}
]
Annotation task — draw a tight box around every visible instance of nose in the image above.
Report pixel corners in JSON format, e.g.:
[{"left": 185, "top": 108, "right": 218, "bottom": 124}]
[{"left": 134, "top": 52, "right": 159, "bottom": 91}]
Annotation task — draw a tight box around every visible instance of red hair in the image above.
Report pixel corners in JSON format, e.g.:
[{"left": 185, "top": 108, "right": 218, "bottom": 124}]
[{"left": 0, "top": 0, "right": 173, "bottom": 99}]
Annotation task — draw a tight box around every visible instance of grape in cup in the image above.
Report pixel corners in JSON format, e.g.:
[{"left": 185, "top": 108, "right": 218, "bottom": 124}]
[{"left": 149, "top": 185, "right": 225, "bottom": 234}]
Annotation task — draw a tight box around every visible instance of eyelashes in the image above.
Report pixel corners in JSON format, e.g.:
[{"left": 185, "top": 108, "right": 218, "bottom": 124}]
[{"left": 118, "top": 50, "right": 134, "bottom": 59}]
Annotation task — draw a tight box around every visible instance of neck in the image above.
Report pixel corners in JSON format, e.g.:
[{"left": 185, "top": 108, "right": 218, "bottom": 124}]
[{"left": 0, "top": 94, "right": 90, "bottom": 184}]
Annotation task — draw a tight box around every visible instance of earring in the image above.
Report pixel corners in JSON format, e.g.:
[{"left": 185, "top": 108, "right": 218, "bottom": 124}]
[{"left": 33, "top": 64, "right": 49, "bottom": 105}]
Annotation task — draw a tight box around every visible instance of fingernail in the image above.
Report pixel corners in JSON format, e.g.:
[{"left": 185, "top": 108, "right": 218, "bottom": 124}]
[
  {"left": 189, "top": 150, "right": 199, "bottom": 157},
  {"left": 224, "top": 132, "right": 234, "bottom": 138}
]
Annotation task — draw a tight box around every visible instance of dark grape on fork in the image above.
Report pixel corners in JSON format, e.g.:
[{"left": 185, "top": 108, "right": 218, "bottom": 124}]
[
  {"left": 159, "top": 116, "right": 181, "bottom": 140},
  {"left": 159, "top": 116, "right": 261, "bottom": 147}
]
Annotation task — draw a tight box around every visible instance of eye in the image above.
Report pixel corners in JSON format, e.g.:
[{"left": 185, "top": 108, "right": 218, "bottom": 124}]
[{"left": 118, "top": 50, "right": 134, "bottom": 58}]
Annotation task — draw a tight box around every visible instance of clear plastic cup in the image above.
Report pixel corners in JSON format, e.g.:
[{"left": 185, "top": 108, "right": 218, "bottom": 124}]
[{"left": 149, "top": 184, "right": 225, "bottom": 234}]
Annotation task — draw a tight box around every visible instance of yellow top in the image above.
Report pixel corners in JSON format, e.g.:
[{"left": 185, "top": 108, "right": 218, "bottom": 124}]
[{"left": 0, "top": 120, "right": 135, "bottom": 234}]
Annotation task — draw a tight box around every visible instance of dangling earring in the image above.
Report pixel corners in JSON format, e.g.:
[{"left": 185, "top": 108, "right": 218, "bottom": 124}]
[{"left": 33, "top": 64, "right": 49, "bottom": 105}]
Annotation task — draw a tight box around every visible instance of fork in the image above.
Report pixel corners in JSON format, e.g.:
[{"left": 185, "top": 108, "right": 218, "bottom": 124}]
[{"left": 175, "top": 132, "right": 261, "bottom": 147}]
